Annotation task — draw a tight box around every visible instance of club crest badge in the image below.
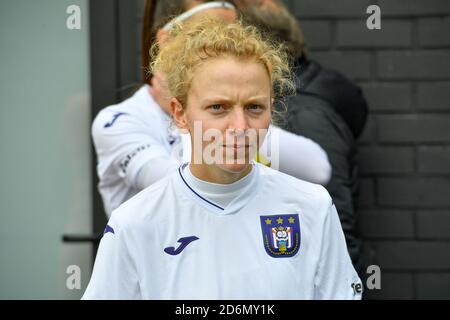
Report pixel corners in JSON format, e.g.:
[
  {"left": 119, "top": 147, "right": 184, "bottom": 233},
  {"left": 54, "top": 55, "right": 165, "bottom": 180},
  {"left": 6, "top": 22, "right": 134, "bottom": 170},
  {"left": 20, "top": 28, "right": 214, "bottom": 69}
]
[{"left": 260, "top": 214, "right": 300, "bottom": 258}]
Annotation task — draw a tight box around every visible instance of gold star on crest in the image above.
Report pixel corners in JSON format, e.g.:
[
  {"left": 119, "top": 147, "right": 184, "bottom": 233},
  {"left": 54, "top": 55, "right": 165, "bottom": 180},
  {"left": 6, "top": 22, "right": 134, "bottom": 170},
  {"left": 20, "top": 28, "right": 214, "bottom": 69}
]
[
  {"left": 276, "top": 217, "right": 283, "bottom": 224},
  {"left": 265, "top": 218, "right": 272, "bottom": 225},
  {"left": 288, "top": 217, "right": 295, "bottom": 224}
]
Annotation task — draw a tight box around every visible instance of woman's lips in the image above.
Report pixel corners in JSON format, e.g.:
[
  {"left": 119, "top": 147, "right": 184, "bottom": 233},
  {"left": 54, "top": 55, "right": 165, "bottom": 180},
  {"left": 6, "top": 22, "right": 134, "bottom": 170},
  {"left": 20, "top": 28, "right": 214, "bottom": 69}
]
[{"left": 223, "top": 144, "right": 250, "bottom": 149}]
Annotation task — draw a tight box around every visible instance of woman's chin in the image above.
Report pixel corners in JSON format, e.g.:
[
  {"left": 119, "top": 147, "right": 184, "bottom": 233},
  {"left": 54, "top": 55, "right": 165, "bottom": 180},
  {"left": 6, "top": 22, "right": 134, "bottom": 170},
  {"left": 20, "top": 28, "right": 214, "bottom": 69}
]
[{"left": 218, "top": 162, "right": 251, "bottom": 174}]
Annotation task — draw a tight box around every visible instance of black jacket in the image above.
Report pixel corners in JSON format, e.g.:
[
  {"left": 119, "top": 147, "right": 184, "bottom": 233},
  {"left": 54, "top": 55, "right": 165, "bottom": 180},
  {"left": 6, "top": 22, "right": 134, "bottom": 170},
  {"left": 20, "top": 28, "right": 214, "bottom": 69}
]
[{"left": 283, "top": 58, "right": 368, "bottom": 273}]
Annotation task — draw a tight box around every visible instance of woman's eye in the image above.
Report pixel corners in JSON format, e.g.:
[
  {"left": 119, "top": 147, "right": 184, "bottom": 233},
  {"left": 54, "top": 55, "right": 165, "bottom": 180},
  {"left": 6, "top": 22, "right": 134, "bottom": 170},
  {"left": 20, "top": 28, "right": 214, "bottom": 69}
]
[
  {"left": 209, "top": 104, "right": 224, "bottom": 112},
  {"left": 247, "top": 104, "right": 264, "bottom": 112}
]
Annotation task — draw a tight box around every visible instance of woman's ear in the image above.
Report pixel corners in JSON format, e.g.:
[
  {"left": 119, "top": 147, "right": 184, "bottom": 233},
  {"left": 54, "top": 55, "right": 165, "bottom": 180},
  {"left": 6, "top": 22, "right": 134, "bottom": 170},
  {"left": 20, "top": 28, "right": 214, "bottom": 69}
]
[
  {"left": 171, "top": 98, "right": 189, "bottom": 133},
  {"left": 150, "top": 72, "right": 172, "bottom": 114},
  {"left": 156, "top": 28, "right": 169, "bottom": 47}
]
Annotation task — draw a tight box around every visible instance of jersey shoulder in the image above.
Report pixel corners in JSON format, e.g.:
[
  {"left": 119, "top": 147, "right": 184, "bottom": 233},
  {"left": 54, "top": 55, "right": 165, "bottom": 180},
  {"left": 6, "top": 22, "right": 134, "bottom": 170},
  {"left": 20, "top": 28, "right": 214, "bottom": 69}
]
[
  {"left": 257, "top": 163, "right": 332, "bottom": 209},
  {"left": 91, "top": 86, "right": 162, "bottom": 137}
]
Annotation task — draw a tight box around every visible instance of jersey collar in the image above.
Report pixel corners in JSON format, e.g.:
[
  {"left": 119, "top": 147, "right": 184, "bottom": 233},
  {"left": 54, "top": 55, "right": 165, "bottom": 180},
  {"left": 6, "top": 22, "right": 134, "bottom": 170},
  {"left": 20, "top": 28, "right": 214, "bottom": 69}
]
[{"left": 176, "top": 162, "right": 262, "bottom": 215}]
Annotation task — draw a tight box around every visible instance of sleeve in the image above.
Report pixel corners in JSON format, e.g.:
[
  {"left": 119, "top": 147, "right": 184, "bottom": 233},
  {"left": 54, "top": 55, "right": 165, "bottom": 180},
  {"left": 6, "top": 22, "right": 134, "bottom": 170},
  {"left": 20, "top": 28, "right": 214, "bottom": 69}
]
[
  {"left": 135, "top": 156, "right": 178, "bottom": 190},
  {"left": 313, "top": 195, "right": 363, "bottom": 300},
  {"left": 259, "top": 125, "right": 332, "bottom": 185},
  {"left": 82, "top": 216, "right": 140, "bottom": 299},
  {"left": 92, "top": 109, "right": 175, "bottom": 190}
]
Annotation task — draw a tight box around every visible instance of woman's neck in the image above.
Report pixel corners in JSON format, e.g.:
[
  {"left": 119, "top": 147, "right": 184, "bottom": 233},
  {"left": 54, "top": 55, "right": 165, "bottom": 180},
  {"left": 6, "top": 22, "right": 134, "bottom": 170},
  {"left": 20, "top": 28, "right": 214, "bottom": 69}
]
[{"left": 189, "top": 163, "right": 253, "bottom": 184}]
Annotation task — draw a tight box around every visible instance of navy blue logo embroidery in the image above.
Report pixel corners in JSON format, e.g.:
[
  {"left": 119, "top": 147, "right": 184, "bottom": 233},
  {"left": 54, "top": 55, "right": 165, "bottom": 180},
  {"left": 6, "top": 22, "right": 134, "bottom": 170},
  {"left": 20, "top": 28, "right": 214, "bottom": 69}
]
[
  {"left": 167, "top": 133, "right": 180, "bottom": 145},
  {"left": 104, "top": 225, "right": 115, "bottom": 235},
  {"left": 164, "top": 236, "right": 199, "bottom": 255},
  {"left": 260, "top": 214, "right": 300, "bottom": 258},
  {"left": 104, "top": 112, "right": 128, "bottom": 128}
]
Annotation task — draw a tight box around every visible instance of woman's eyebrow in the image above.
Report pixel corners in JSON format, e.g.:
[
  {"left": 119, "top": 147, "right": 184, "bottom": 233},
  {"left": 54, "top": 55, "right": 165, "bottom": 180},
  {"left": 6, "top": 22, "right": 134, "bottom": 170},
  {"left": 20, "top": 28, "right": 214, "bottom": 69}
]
[
  {"left": 201, "top": 97, "right": 233, "bottom": 104},
  {"left": 245, "top": 95, "right": 270, "bottom": 103},
  {"left": 201, "top": 95, "right": 270, "bottom": 104}
]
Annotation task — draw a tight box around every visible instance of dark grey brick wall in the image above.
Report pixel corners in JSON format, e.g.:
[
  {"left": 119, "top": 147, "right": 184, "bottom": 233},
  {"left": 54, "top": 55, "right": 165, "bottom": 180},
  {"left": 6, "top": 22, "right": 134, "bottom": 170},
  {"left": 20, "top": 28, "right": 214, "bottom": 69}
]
[
  {"left": 286, "top": 0, "right": 450, "bottom": 299},
  {"left": 133, "top": 0, "right": 450, "bottom": 299}
]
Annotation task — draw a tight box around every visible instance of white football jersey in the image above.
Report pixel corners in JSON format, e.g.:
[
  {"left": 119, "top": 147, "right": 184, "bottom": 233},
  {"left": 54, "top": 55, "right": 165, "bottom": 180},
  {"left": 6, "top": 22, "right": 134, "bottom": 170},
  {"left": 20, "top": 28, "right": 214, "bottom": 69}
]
[{"left": 83, "top": 163, "right": 362, "bottom": 300}]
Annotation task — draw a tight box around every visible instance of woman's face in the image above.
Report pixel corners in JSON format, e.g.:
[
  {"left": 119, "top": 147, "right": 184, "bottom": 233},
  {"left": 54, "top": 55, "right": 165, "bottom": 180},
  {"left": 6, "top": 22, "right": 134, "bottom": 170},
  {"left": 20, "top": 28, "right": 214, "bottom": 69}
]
[{"left": 172, "top": 56, "right": 272, "bottom": 174}]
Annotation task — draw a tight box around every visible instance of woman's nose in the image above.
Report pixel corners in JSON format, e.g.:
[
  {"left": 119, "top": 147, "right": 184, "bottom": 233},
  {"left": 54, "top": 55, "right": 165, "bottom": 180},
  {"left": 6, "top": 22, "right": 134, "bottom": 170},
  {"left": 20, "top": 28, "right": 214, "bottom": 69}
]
[{"left": 228, "top": 108, "right": 249, "bottom": 132}]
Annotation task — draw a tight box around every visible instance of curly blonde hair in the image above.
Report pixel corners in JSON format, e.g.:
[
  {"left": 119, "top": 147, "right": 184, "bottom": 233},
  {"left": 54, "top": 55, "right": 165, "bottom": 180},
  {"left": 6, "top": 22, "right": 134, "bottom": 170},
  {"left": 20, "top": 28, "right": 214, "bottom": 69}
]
[{"left": 150, "top": 17, "right": 294, "bottom": 111}]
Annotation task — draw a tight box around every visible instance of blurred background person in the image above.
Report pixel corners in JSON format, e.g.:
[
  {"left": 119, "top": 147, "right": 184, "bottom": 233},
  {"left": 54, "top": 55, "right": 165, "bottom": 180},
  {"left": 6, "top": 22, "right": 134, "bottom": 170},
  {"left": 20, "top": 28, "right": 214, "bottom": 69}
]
[{"left": 233, "top": 0, "right": 369, "bottom": 276}]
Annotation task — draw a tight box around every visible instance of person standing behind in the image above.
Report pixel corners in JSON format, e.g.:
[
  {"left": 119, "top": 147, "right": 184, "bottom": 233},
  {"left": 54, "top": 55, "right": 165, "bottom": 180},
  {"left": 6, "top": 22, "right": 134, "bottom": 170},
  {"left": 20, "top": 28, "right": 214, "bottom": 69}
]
[{"left": 234, "top": 0, "right": 369, "bottom": 275}]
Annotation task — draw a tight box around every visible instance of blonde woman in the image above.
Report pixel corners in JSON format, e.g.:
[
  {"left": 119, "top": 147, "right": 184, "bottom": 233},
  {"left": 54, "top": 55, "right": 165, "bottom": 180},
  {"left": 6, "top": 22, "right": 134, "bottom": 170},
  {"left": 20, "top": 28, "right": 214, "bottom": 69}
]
[{"left": 83, "top": 18, "right": 361, "bottom": 300}]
